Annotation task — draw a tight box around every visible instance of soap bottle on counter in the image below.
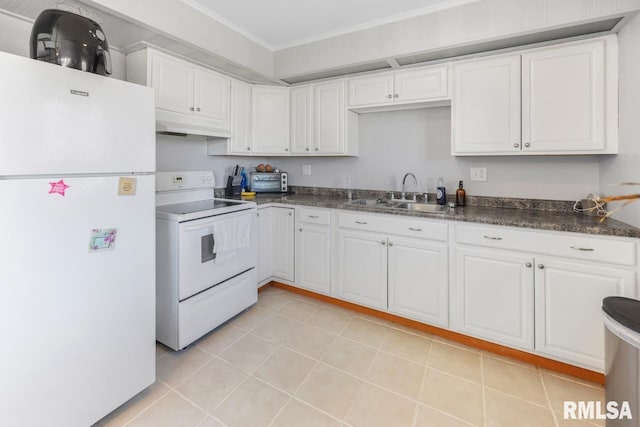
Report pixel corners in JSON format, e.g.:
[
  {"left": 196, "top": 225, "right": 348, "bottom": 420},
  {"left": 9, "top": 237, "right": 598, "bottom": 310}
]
[
  {"left": 436, "top": 177, "right": 446, "bottom": 205},
  {"left": 456, "top": 180, "right": 466, "bottom": 206}
]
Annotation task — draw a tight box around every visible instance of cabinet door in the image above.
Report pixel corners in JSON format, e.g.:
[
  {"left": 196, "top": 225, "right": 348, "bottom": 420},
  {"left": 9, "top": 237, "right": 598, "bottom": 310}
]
[
  {"left": 336, "top": 229, "right": 387, "bottom": 310},
  {"left": 394, "top": 66, "right": 448, "bottom": 102},
  {"left": 452, "top": 246, "right": 534, "bottom": 350},
  {"left": 296, "top": 224, "right": 331, "bottom": 295},
  {"left": 522, "top": 40, "right": 605, "bottom": 153},
  {"left": 194, "top": 68, "right": 230, "bottom": 129},
  {"left": 251, "top": 86, "right": 290, "bottom": 154},
  {"left": 314, "top": 81, "right": 345, "bottom": 154},
  {"left": 388, "top": 237, "right": 449, "bottom": 327},
  {"left": 272, "top": 207, "right": 295, "bottom": 281},
  {"left": 152, "top": 53, "right": 195, "bottom": 115},
  {"left": 257, "top": 207, "right": 273, "bottom": 284},
  {"left": 229, "top": 80, "right": 252, "bottom": 154},
  {"left": 452, "top": 55, "right": 521, "bottom": 155},
  {"left": 534, "top": 257, "right": 635, "bottom": 371},
  {"left": 290, "top": 86, "right": 313, "bottom": 154},
  {"left": 347, "top": 74, "right": 394, "bottom": 107}
]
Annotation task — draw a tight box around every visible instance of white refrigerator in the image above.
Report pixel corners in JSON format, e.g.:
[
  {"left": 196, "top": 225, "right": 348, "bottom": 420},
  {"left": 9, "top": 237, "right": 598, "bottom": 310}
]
[{"left": 0, "top": 51, "right": 156, "bottom": 426}]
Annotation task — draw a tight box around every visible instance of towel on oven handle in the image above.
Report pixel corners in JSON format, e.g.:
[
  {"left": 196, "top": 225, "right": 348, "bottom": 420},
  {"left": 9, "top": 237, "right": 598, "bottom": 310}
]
[{"left": 212, "top": 213, "right": 253, "bottom": 256}]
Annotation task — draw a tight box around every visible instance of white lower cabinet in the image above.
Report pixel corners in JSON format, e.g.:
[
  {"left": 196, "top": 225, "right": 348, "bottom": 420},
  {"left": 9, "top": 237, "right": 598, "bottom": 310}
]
[
  {"left": 257, "top": 207, "right": 274, "bottom": 284},
  {"left": 388, "top": 237, "right": 449, "bottom": 327},
  {"left": 336, "top": 229, "right": 388, "bottom": 310},
  {"left": 451, "top": 247, "right": 535, "bottom": 350},
  {"left": 336, "top": 213, "right": 449, "bottom": 316},
  {"left": 272, "top": 207, "right": 295, "bottom": 281},
  {"left": 295, "top": 208, "right": 332, "bottom": 294},
  {"left": 534, "top": 257, "right": 635, "bottom": 370}
]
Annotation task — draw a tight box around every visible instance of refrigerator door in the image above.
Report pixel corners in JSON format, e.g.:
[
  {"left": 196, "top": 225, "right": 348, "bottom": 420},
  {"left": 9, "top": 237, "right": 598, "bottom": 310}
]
[
  {"left": 0, "top": 175, "right": 155, "bottom": 427},
  {"left": 0, "top": 51, "right": 155, "bottom": 176}
]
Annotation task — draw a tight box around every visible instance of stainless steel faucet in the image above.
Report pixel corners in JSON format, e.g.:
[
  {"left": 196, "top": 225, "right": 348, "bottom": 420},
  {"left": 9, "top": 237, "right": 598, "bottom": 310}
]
[{"left": 401, "top": 172, "right": 418, "bottom": 200}]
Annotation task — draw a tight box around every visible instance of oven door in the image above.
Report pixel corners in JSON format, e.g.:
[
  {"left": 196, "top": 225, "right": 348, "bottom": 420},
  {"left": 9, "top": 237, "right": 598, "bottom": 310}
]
[{"left": 178, "top": 209, "right": 257, "bottom": 300}]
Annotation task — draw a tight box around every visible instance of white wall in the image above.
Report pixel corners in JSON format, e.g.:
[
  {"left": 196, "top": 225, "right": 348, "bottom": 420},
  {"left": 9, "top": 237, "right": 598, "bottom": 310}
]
[
  {"left": 0, "top": 11, "right": 126, "bottom": 80},
  {"left": 275, "top": 0, "right": 640, "bottom": 80},
  {"left": 599, "top": 12, "right": 640, "bottom": 228},
  {"left": 158, "top": 107, "right": 601, "bottom": 202},
  {"left": 276, "top": 108, "right": 601, "bottom": 200}
]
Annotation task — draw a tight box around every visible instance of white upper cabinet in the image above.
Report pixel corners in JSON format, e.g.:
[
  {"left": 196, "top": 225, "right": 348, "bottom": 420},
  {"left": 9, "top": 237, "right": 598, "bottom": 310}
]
[
  {"left": 289, "top": 80, "right": 358, "bottom": 156},
  {"left": 194, "top": 69, "right": 230, "bottom": 127},
  {"left": 314, "top": 81, "right": 346, "bottom": 154},
  {"left": 152, "top": 53, "right": 195, "bottom": 115},
  {"left": 228, "top": 80, "right": 252, "bottom": 154},
  {"left": 348, "top": 64, "right": 449, "bottom": 108},
  {"left": 452, "top": 35, "right": 618, "bottom": 156},
  {"left": 126, "top": 48, "right": 231, "bottom": 135},
  {"left": 251, "top": 86, "right": 291, "bottom": 155},
  {"left": 348, "top": 74, "right": 395, "bottom": 106},
  {"left": 394, "top": 67, "right": 449, "bottom": 102},
  {"left": 290, "top": 86, "right": 314, "bottom": 154},
  {"left": 522, "top": 38, "right": 616, "bottom": 153},
  {"left": 452, "top": 55, "right": 522, "bottom": 155}
]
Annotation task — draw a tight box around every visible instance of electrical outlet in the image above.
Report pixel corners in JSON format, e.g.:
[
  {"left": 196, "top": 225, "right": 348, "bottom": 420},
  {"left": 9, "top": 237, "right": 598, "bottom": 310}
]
[
  {"left": 302, "top": 165, "right": 312, "bottom": 176},
  {"left": 470, "top": 167, "right": 487, "bottom": 182}
]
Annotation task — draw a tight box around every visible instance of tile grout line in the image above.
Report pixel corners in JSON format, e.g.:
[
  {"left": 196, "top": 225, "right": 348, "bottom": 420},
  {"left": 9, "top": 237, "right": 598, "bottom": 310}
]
[
  {"left": 117, "top": 386, "right": 173, "bottom": 427},
  {"left": 411, "top": 334, "right": 433, "bottom": 427},
  {"left": 539, "top": 367, "right": 561, "bottom": 427},
  {"left": 481, "top": 350, "right": 487, "bottom": 427},
  {"left": 156, "top": 378, "right": 231, "bottom": 427}
]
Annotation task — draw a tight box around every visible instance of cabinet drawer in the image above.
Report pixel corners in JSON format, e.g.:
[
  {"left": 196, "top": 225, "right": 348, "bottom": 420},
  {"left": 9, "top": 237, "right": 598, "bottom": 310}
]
[
  {"left": 298, "top": 208, "right": 331, "bottom": 225},
  {"left": 338, "top": 212, "right": 448, "bottom": 242},
  {"left": 455, "top": 223, "right": 636, "bottom": 266}
]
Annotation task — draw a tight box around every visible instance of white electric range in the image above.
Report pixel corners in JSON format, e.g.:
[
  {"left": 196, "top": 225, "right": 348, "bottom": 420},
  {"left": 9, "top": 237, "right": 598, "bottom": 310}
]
[{"left": 156, "top": 171, "right": 258, "bottom": 350}]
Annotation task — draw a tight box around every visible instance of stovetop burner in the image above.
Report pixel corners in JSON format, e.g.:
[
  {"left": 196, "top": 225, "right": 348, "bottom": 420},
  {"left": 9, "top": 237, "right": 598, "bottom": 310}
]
[{"left": 158, "top": 199, "right": 246, "bottom": 215}]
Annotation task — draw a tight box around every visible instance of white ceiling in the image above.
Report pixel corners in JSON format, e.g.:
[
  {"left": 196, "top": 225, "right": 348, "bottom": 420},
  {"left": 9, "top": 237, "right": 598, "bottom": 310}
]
[{"left": 183, "top": 0, "right": 476, "bottom": 51}]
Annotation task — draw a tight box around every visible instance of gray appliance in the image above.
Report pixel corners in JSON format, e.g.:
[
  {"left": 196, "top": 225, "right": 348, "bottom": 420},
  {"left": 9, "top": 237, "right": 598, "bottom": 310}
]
[
  {"left": 603, "top": 296, "right": 640, "bottom": 426},
  {"left": 30, "top": 8, "right": 111, "bottom": 76}
]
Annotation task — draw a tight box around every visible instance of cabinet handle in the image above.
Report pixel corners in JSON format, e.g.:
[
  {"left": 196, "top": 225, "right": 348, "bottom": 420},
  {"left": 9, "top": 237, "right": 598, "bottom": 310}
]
[
  {"left": 387, "top": 94, "right": 392, "bottom": 99},
  {"left": 381, "top": 240, "right": 386, "bottom": 245},
  {"left": 570, "top": 246, "right": 595, "bottom": 252},
  {"left": 355, "top": 221, "right": 367, "bottom": 225},
  {"left": 394, "top": 93, "right": 399, "bottom": 98},
  {"left": 408, "top": 227, "right": 422, "bottom": 232},
  {"left": 285, "top": 148, "right": 289, "bottom": 152},
  {"left": 189, "top": 106, "right": 194, "bottom": 111},
  {"left": 247, "top": 147, "right": 251, "bottom": 151},
  {"left": 513, "top": 143, "right": 520, "bottom": 148},
  {"left": 288, "top": 212, "right": 292, "bottom": 216},
  {"left": 483, "top": 235, "right": 503, "bottom": 241},
  {"left": 299, "top": 228, "right": 302, "bottom": 232},
  {"left": 524, "top": 142, "right": 530, "bottom": 148},
  {"left": 315, "top": 147, "right": 319, "bottom": 151},
  {"left": 306, "top": 148, "right": 309, "bottom": 151},
  {"left": 308, "top": 215, "right": 319, "bottom": 219},
  {"left": 526, "top": 262, "right": 532, "bottom": 268},
  {"left": 388, "top": 241, "right": 394, "bottom": 246},
  {"left": 538, "top": 264, "right": 545, "bottom": 269},
  {"left": 196, "top": 107, "right": 201, "bottom": 112}
]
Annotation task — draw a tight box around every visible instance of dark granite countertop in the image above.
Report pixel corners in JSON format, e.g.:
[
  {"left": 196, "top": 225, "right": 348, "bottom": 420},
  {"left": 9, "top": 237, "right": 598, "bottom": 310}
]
[{"left": 243, "top": 193, "right": 640, "bottom": 239}]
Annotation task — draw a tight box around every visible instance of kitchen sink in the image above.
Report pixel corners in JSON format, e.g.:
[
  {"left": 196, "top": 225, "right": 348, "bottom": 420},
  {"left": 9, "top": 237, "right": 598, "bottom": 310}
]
[
  {"left": 346, "top": 198, "right": 393, "bottom": 207},
  {"left": 391, "top": 202, "right": 450, "bottom": 214}
]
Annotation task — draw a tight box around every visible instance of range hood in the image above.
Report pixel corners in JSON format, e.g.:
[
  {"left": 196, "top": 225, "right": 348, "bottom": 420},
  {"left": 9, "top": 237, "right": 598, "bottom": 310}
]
[{"left": 155, "top": 119, "right": 231, "bottom": 139}]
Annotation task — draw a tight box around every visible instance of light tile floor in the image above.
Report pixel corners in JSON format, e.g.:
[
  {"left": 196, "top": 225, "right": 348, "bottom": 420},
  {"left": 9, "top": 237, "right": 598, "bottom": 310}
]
[{"left": 95, "top": 287, "right": 605, "bottom": 427}]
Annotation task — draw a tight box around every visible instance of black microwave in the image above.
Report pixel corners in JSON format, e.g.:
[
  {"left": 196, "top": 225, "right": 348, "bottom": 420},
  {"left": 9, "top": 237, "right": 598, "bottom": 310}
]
[{"left": 250, "top": 172, "right": 288, "bottom": 193}]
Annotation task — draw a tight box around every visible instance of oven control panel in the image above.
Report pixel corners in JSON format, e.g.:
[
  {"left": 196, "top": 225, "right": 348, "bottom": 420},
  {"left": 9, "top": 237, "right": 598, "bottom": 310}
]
[{"left": 156, "top": 171, "right": 215, "bottom": 191}]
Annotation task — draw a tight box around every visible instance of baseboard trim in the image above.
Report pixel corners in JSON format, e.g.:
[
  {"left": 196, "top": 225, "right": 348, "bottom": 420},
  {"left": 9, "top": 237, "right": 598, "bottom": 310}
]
[{"left": 264, "top": 281, "right": 605, "bottom": 385}]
